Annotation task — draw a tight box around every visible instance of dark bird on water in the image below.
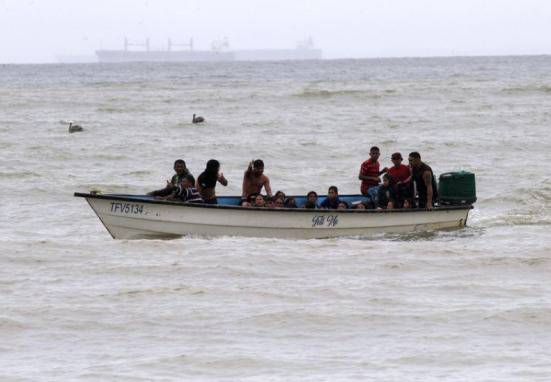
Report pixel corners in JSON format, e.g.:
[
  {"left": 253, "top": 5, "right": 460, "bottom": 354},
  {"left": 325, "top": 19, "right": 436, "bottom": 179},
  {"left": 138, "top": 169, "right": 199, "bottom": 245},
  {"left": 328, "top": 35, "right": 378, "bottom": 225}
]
[
  {"left": 68, "top": 121, "right": 83, "bottom": 133},
  {"left": 192, "top": 114, "right": 205, "bottom": 124}
]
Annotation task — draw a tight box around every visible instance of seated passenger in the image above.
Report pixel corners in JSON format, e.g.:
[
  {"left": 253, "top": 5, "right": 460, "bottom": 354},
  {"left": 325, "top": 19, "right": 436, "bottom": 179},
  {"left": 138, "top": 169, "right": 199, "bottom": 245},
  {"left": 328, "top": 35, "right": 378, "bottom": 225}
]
[
  {"left": 274, "top": 197, "right": 285, "bottom": 208},
  {"left": 253, "top": 194, "right": 266, "bottom": 207},
  {"left": 320, "top": 185, "right": 341, "bottom": 209},
  {"left": 382, "top": 152, "right": 411, "bottom": 208},
  {"left": 302, "top": 191, "right": 319, "bottom": 209},
  {"left": 266, "top": 197, "right": 276, "bottom": 209},
  {"left": 241, "top": 201, "right": 252, "bottom": 208},
  {"left": 247, "top": 193, "right": 259, "bottom": 205},
  {"left": 354, "top": 202, "right": 366, "bottom": 210},
  {"left": 147, "top": 159, "right": 190, "bottom": 197},
  {"left": 337, "top": 201, "right": 349, "bottom": 210},
  {"left": 173, "top": 174, "right": 203, "bottom": 203},
  {"left": 196, "top": 159, "right": 228, "bottom": 204},
  {"left": 377, "top": 174, "right": 397, "bottom": 209},
  {"left": 285, "top": 196, "right": 297, "bottom": 208},
  {"left": 274, "top": 190, "right": 286, "bottom": 201},
  {"left": 241, "top": 159, "right": 272, "bottom": 201}
]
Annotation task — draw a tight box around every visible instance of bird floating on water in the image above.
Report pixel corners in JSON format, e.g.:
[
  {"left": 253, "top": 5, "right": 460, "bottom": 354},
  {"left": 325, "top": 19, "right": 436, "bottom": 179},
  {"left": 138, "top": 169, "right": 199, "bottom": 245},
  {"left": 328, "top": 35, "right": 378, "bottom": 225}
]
[
  {"left": 192, "top": 114, "right": 205, "bottom": 124},
  {"left": 68, "top": 121, "right": 83, "bottom": 133}
]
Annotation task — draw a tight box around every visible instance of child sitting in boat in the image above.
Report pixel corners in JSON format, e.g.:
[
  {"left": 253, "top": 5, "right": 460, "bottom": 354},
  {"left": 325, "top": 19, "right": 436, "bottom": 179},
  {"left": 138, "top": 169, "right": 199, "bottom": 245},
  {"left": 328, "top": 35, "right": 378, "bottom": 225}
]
[
  {"left": 302, "top": 191, "right": 319, "bottom": 209},
  {"left": 337, "top": 201, "right": 349, "bottom": 210},
  {"left": 176, "top": 175, "right": 203, "bottom": 203},
  {"left": 320, "top": 186, "right": 341, "bottom": 209},
  {"left": 274, "top": 190, "right": 286, "bottom": 201},
  {"left": 241, "top": 193, "right": 258, "bottom": 206},
  {"left": 354, "top": 202, "right": 366, "bottom": 209},
  {"left": 162, "top": 174, "right": 203, "bottom": 203},
  {"left": 274, "top": 197, "right": 285, "bottom": 208},
  {"left": 266, "top": 197, "right": 276, "bottom": 208},
  {"left": 377, "top": 174, "right": 397, "bottom": 209},
  {"left": 253, "top": 194, "right": 266, "bottom": 207},
  {"left": 285, "top": 196, "right": 297, "bottom": 208}
]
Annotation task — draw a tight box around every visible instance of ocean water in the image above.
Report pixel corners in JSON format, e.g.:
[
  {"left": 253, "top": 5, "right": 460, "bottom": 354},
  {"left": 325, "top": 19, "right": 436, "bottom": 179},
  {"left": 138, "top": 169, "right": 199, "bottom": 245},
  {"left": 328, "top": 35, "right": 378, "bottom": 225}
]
[{"left": 1, "top": 56, "right": 551, "bottom": 381}]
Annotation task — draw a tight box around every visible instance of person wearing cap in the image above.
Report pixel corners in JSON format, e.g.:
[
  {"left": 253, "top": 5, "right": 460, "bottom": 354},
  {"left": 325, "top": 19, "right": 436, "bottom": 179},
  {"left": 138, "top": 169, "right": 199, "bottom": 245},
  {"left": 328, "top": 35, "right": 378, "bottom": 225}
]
[
  {"left": 384, "top": 152, "right": 410, "bottom": 185},
  {"left": 382, "top": 152, "right": 411, "bottom": 208}
]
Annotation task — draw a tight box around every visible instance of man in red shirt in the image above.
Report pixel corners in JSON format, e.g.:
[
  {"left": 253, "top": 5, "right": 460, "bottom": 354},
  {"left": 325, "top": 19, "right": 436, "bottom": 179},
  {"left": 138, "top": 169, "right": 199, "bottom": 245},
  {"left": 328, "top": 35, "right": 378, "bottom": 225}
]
[
  {"left": 359, "top": 146, "right": 382, "bottom": 203},
  {"left": 383, "top": 152, "right": 411, "bottom": 207}
]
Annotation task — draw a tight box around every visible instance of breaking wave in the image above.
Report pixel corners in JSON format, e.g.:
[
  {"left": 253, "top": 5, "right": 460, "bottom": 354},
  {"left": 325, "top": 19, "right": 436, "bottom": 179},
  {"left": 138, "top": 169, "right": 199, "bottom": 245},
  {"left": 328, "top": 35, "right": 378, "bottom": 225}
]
[
  {"left": 479, "top": 180, "right": 551, "bottom": 227},
  {"left": 501, "top": 84, "right": 551, "bottom": 94},
  {"left": 293, "top": 88, "right": 393, "bottom": 99}
]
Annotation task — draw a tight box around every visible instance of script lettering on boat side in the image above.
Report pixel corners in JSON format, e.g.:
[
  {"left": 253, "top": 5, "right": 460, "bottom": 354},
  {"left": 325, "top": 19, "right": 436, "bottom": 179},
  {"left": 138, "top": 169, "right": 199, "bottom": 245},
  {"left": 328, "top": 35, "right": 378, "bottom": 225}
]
[
  {"left": 110, "top": 202, "right": 144, "bottom": 215},
  {"left": 312, "top": 215, "right": 339, "bottom": 228}
]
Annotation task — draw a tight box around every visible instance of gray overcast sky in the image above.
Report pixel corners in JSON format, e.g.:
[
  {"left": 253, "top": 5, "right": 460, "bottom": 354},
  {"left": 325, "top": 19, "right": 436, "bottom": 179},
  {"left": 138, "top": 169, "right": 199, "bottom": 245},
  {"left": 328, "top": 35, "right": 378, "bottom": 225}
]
[{"left": 1, "top": 0, "right": 550, "bottom": 63}]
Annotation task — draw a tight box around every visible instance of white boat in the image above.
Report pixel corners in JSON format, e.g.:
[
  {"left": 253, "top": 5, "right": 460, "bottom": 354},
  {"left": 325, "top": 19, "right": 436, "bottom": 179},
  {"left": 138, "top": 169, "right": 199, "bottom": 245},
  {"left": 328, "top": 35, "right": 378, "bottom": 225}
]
[{"left": 74, "top": 192, "right": 473, "bottom": 240}]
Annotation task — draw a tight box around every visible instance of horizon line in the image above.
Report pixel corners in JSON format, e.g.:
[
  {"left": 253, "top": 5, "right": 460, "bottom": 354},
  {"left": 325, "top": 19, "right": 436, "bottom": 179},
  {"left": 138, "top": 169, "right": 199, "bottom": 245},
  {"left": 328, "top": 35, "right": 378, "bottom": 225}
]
[{"left": 1, "top": 52, "right": 550, "bottom": 65}]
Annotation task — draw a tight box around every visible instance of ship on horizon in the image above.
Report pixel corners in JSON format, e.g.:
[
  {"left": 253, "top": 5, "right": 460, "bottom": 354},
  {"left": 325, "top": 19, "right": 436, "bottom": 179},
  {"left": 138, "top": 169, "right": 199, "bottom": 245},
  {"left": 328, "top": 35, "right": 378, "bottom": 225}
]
[{"left": 95, "top": 37, "right": 322, "bottom": 63}]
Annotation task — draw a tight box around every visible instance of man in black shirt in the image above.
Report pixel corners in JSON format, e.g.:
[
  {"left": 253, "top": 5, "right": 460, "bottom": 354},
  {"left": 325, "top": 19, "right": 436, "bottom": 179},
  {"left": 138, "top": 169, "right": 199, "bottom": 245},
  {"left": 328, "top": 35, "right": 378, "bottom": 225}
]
[
  {"left": 148, "top": 159, "right": 190, "bottom": 197},
  {"left": 408, "top": 152, "right": 438, "bottom": 210}
]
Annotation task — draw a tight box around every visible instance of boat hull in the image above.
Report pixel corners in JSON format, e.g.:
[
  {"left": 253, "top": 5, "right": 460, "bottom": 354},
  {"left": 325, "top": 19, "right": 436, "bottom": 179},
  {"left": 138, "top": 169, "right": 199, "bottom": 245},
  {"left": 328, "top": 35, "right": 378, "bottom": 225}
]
[{"left": 76, "top": 193, "right": 472, "bottom": 240}]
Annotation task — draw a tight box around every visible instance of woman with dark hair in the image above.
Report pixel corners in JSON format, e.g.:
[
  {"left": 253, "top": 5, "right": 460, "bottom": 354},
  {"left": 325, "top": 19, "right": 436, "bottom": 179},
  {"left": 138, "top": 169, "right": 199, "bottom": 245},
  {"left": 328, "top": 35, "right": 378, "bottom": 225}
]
[
  {"left": 302, "top": 191, "right": 319, "bottom": 209},
  {"left": 196, "top": 159, "right": 228, "bottom": 204}
]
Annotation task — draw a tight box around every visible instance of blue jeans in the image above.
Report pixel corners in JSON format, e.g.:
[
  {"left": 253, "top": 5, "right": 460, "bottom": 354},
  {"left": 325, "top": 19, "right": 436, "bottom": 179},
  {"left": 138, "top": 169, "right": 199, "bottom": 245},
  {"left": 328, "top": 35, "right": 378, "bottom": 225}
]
[{"left": 367, "top": 186, "right": 380, "bottom": 205}]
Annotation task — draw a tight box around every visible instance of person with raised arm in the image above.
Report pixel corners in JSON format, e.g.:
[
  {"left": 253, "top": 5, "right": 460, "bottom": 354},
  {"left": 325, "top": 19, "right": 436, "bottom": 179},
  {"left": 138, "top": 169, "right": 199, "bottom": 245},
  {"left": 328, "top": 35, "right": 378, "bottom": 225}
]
[
  {"left": 196, "top": 159, "right": 227, "bottom": 205},
  {"left": 241, "top": 159, "right": 272, "bottom": 201}
]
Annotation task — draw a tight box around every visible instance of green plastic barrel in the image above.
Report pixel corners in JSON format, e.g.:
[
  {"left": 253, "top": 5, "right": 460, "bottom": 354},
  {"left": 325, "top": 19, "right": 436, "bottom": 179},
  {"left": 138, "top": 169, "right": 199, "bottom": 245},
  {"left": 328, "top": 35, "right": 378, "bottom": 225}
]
[{"left": 438, "top": 171, "right": 477, "bottom": 205}]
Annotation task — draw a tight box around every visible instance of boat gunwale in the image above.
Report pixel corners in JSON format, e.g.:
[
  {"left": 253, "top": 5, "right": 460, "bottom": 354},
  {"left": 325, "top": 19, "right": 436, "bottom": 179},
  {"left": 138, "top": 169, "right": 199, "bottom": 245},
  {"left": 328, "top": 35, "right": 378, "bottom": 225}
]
[{"left": 74, "top": 192, "right": 474, "bottom": 214}]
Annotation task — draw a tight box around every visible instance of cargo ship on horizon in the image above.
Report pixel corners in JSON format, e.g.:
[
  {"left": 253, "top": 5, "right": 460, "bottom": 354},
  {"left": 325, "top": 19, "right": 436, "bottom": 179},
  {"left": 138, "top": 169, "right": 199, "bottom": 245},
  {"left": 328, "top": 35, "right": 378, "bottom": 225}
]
[{"left": 96, "top": 37, "right": 322, "bottom": 63}]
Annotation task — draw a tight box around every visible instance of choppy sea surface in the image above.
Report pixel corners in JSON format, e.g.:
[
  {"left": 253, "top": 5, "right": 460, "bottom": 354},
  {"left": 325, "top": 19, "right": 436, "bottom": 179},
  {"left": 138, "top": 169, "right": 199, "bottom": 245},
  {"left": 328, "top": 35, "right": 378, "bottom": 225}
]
[{"left": 1, "top": 56, "right": 551, "bottom": 381}]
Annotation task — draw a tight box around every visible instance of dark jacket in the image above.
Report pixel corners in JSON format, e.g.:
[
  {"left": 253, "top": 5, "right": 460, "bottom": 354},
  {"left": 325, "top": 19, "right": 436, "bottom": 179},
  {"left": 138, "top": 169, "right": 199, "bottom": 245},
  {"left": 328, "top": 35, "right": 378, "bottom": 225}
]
[
  {"left": 377, "top": 185, "right": 397, "bottom": 208},
  {"left": 320, "top": 197, "right": 341, "bottom": 209}
]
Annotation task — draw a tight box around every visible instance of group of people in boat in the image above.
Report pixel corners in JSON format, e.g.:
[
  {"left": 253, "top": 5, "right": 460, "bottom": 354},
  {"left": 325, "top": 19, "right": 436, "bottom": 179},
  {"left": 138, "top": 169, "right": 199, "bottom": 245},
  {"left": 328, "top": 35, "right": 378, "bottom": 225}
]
[{"left": 147, "top": 147, "right": 438, "bottom": 210}]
